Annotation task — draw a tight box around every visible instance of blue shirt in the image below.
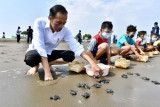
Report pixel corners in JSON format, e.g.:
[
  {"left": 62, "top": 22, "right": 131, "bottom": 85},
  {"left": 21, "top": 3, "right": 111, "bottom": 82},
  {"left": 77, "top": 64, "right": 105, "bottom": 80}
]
[
  {"left": 153, "top": 25, "right": 159, "bottom": 36},
  {"left": 117, "top": 34, "right": 136, "bottom": 48}
]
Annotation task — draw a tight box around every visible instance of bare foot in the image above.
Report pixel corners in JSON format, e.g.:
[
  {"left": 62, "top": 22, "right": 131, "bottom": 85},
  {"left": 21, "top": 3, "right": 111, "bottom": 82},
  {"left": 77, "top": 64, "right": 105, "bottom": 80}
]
[
  {"left": 45, "top": 72, "right": 53, "bottom": 81},
  {"left": 27, "top": 65, "right": 39, "bottom": 75}
]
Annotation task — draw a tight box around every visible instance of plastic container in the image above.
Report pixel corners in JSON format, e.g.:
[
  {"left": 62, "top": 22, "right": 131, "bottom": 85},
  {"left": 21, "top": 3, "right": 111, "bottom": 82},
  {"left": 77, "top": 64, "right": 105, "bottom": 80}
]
[{"left": 84, "top": 64, "right": 110, "bottom": 76}]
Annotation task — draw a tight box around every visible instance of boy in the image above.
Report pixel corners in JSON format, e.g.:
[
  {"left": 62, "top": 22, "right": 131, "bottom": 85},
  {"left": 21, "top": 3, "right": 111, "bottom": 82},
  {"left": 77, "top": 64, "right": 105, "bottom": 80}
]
[
  {"left": 86, "top": 21, "right": 121, "bottom": 68},
  {"left": 117, "top": 25, "right": 145, "bottom": 59},
  {"left": 136, "top": 31, "right": 154, "bottom": 52}
]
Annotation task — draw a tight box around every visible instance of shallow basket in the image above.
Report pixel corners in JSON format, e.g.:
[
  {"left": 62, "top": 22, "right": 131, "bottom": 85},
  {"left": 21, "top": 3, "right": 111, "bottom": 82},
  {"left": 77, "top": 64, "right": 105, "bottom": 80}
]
[
  {"left": 152, "top": 51, "right": 159, "bottom": 55},
  {"left": 137, "top": 55, "right": 148, "bottom": 62},
  {"left": 145, "top": 52, "right": 153, "bottom": 58},
  {"left": 68, "top": 61, "right": 86, "bottom": 73},
  {"left": 115, "top": 59, "right": 130, "bottom": 69}
]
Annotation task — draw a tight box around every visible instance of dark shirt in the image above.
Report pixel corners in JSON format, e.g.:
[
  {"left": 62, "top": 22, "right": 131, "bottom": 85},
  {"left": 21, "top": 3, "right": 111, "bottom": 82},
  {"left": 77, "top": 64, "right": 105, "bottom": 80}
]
[
  {"left": 153, "top": 25, "right": 159, "bottom": 36},
  {"left": 27, "top": 29, "right": 33, "bottom": 36}
]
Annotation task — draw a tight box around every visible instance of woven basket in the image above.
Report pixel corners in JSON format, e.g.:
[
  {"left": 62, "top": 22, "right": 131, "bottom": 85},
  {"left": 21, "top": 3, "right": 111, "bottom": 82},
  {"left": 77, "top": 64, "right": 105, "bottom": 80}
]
[
  {"left": 152, "top": 51, "right": 159, "bottom": 55},
  {"left": 68, "top": 61, "right": 86, "bottom": 73},
  {"left": 115, "top": 59, "right": 130, "bottom": 69},
  {"left": 137, "top": 55, "right": 148, "bottom": 62},
  {"left": 145, "top": 52, "right": 153, "bottom": 58}
]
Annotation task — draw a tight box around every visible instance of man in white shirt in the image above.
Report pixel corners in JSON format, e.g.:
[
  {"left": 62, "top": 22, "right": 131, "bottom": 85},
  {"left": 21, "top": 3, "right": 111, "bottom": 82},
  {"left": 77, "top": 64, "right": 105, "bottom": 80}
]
[{"left": 24, "top": 5, "right": 102, "bottom": 81}]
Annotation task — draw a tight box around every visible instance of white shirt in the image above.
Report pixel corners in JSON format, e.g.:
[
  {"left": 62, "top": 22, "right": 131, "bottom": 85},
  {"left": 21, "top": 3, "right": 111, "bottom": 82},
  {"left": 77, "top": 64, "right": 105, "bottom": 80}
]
[{"left": 27, "top": 17, "right": 84, "bottom": 57}]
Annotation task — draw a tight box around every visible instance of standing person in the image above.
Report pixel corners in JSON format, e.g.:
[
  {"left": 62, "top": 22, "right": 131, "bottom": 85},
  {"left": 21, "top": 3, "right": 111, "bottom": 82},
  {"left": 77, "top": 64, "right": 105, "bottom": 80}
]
[
  {"left": 24, "top": 5, "right": 102, "bottom": 81},
  {"left": 16, "top": 26, "right": 21, "bottom": 43},
  {"left": 151, "top": 27, "right": 154, "bottom": 36},
  {"left": 27, "top": 26, "right": 33, "bottom": 44},
  {"left": 153, "top": 22, "right": 159, "bottom": 37},
  {"left": 113, "top": 35, "right": 116, "bottom": 43},
  {"left": 2, "top": 32, "right": 5, "bottom": 38},
  {"left": 78, "top": 30, "right": 82, "bottom": 44}
]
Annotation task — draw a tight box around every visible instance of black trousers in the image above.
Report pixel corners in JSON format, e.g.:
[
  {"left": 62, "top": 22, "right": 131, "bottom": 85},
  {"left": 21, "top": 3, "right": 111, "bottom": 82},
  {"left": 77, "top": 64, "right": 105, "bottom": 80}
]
[
  {"left": 27, "top": 35, "right": 33, "bottom": 43},
  {"left": 24, "top": 50, "right": 75, "bottom": 67},
  {"left": 17, "top": 34, "right": 20, "bottom": 43}
]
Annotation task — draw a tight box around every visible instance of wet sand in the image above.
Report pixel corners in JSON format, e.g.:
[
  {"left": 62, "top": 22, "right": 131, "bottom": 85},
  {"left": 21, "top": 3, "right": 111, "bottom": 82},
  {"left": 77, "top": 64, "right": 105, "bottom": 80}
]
[{"left": 0, "top": 41, "right": 160, "bottom": 107}]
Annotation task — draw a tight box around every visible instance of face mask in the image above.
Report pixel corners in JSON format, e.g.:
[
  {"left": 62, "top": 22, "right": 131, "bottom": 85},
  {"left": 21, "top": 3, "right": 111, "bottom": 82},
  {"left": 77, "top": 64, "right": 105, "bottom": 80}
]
[
  {"left": 102, "top": 32, "right": 112, "bottom": 39},
  {"left": 129, "top": 32, "right": 135, "bottom": 38},
  {"left": 151, "top": 37, "right": 157, "bottom": 42}
]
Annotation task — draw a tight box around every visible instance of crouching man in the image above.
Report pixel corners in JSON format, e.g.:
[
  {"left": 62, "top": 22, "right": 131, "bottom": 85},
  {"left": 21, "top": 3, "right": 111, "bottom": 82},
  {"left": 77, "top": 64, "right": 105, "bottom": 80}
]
[{"left": 24, "top": 5, "right": 102, "bottom": 81}]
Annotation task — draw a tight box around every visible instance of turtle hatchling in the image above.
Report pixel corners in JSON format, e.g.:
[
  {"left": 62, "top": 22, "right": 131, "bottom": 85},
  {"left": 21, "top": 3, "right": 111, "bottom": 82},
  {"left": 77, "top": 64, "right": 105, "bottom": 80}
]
[
  {"left": 121, "top": 74, "right": 128, "bottom": 78},
  {"left": 93, "top": 84, "right": 101, "bottom": 88},
  {"left": 50, "top": 95, "right": 60, "bottom": 101},
  {"left": 105, "top": 89, "right": 114, "bottom": 94},
  {"left": 142, "top": 77, "right": 150, "bottom": 80},
  {"left": 134, "top": 73, "right": 140, "bottom": 76},
  {"left": 82, "top": 93, "right": 90, "bottom": 99},
  {"left": 127, "top": 72, "right": 133, "bottom": 75},
  {"left": 70, "top": 90, "right": 77, "bottom": 95},
  {"left": 151, "top": 81, "right": 160, "bottom": 85},
  {"left": 98, "top": 79, "right": 110, "bottom": 84}
]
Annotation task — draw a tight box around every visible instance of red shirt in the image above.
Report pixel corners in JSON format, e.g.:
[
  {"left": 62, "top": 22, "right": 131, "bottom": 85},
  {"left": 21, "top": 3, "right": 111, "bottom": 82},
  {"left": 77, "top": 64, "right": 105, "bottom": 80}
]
[{"left": 93, "top": 33, "right": 108, "bottom": 46}]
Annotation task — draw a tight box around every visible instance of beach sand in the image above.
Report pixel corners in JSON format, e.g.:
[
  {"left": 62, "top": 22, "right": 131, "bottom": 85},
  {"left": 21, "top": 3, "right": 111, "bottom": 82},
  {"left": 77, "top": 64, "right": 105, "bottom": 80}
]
[{"left": 0, "top": 40, "right": 160, "bottom": 107}]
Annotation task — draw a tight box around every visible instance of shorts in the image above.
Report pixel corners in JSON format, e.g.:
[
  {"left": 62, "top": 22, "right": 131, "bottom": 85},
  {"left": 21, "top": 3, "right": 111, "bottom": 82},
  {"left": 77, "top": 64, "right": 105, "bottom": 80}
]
[{"left": 92, "top": 46, "right": 106, "bottom": 60}]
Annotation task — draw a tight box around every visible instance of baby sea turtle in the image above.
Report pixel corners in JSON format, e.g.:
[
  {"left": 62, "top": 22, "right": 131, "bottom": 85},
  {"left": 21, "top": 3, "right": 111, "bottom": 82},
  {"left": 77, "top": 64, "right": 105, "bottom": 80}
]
[
  {"left": 84, "top": 84, "right": 91, "bottom": 89},
  {"left": 127, "top": 72, "right": 133, "bottom": 75},
  {"left": 142, "top": 77, "right": 150, "bottom": 80},
  {"left": 93, "top": 84, "right": 101, "bottom": 88},
  {"left": 134, "top": 73, "right": 140, "bottom": 76},
  {"left": 77, "top": 83, "right": 90, "bottom": 89},
  {"left": 82, "top": 93, "right": 90, "bottom": 99},
  {"left": 50, "top": 95, "right": 60, "bottom": 101},
  {"left": 98, "top": 79, "right": 110, "bottom": 84},
  {"left": 151, "top": 81, "right": 160, "bottom": 85},
  {"left": 70, "top": 90, "right": 77, "bottom": 95},
  {"left": 121, "top": 74, "right": 128, "bottom": 78},
  {"left": 78, "top": 83, "right": 84, "bottom": 87},
  {"left": 105, "top": 89, "right": 114, "bottom": 94}
]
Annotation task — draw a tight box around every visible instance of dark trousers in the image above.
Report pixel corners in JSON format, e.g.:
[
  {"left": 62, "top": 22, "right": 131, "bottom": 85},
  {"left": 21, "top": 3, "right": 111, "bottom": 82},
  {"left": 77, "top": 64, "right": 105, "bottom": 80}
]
[
  {"left": 27, "top": 35, "right": 33, "bottom": 43},
  {"left": 24, "top": 50, "right": 75, "bottom": 67},
  {"left": 17, "top": 34, "right": 20, "bottom": 43}
]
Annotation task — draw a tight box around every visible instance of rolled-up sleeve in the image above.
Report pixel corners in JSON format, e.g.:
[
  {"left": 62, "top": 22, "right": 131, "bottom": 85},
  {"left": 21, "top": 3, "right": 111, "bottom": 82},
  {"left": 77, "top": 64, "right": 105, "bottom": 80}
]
[
  {"left": 33, "top": 19, "right": 47, "bottom": 57},
  {"left": 63, "top": 28, "right": 84, "bottom": 56}
]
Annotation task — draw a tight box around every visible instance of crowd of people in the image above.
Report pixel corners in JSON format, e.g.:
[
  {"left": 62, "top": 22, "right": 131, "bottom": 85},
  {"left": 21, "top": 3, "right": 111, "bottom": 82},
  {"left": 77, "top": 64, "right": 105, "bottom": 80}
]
[{"left": 10, "top": 4, "right": 158, "bottom": 81}]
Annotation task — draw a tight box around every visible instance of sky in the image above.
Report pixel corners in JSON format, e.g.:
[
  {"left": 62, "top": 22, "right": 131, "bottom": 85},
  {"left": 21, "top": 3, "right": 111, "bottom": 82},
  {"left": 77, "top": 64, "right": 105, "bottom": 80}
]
[{"left": 0, "top": 0, "right": 160, "bottom": 38}]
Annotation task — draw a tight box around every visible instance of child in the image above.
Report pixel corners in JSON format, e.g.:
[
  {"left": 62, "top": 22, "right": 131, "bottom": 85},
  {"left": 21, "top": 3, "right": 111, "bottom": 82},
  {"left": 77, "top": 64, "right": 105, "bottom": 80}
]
[
  {"left": 136, "top": 31, "right": 154, "bottom": 52},
  {"left": 117, "top": 25, "right": 145, "bottom": 59},
  {"left": 86, "top": 21, "right": 121, "bottom": 68},
  {"left": 153, "top": 35, "right": 160, "bottom": 51}
]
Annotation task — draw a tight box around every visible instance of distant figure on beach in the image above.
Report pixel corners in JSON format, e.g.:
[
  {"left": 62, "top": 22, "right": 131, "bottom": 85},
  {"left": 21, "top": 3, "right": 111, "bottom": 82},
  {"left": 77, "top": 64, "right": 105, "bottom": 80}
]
[
  {"left": 113, "top": 35, "right": 116, "bottom": 43},
  {"left": 24, "top": 5, "right": 102, "bottom": 81},
  {"left": 153, "top": 22, "right": 159, "bottom": 37},
  {"left": 77, "top": 30, "right": 82, "bottom": 44},
  {"left": 151, "top": 27, "right": 154, "bottom": 36},
  {"left": 27, "top": 26, "right": 33, "bottom": 44},
  {"left": 16, "top": 26, "right": 21, "bottom": 43},
  {"left": 2, "top": 32, "right": 5, "bottom": 38}
]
